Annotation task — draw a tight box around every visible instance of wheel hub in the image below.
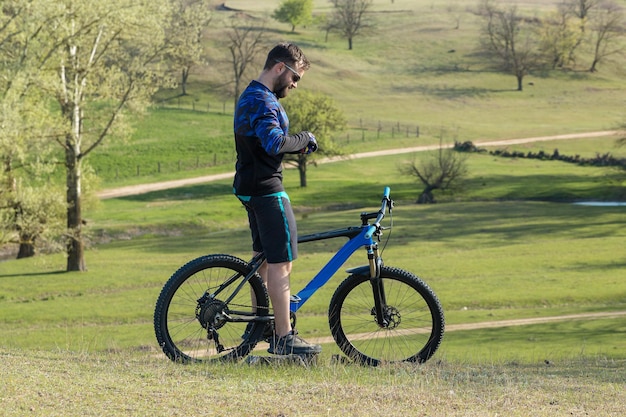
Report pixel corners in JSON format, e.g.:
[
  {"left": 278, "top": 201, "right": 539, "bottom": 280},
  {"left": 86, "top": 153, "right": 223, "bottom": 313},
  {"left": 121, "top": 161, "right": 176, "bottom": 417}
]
[
  {"left": 385, "top": 306, "right": 401, "bottom": 330},
  {"left": 196, "top": 298, "right": 227, "bottom": 330},
  {"left": 371, "top": 305, "right": 402, "bottom": 329}
]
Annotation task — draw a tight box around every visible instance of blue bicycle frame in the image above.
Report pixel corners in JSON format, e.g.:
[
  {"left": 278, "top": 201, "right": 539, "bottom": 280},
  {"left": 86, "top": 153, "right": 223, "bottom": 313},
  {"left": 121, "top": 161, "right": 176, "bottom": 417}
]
[{"left": 289, "top": 186, "right": 391, "bottom": 313}]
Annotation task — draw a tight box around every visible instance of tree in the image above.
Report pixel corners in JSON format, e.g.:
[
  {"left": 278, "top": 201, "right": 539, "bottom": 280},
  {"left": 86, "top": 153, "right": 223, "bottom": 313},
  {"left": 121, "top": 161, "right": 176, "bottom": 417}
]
[
  {"left": 40, "top": 0, "right": 173, "bottom": 271},
  {"left": 329, "top": 0, "right": 374, "bottom": 50},
  {"left": 538, "top": 9, "right": 583, "bottom": 69},
  {"left": 477, "top": 0, "right": 543, "bottom": 91},
  {"left": 273, "top": 0, "right": 314, "bottom": 33},
  {"left": 0, "top": 179, "right": 65, "bottom": 259},
  {"left": 566, "top": 0, "right": 600, "bottom": 20},
  {"left": 227, "top": 19, "right": 267, "bottom": 108},
  {"left": 165, "top": 0, "right": 213, "bottom": 96},
  {"left": 400, "top": 134, "right": 468, "bottom": 204},
  {"left": 587, "top": 3, "right": 625, "bottom": 72},
  {"left": 282, "top": 90, "right": 346, "bottom": 187},
  {"left": 0, "top": 0, "right": 65, "bottom": 258}
]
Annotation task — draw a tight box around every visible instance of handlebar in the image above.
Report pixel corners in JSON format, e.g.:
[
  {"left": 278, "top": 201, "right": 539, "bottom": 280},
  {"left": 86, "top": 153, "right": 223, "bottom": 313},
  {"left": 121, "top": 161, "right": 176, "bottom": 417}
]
[{"left": 363, "top": 187, "right": 393, "bottom": 240}]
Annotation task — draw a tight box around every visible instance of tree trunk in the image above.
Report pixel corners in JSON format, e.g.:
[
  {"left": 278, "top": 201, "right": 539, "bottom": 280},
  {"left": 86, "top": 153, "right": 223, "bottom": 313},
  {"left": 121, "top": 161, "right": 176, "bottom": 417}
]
[
  {"left": 417, "top": 191, "right": 436, "bottom": 204},
  {"left": 348, "top": 37, "right": 353, "bottom": 50},
  {"left": 181, "top": 67, "right": 189, "bottom": 95},
  {"left": 17, "top": 241, "right": 35, "bottom": 259},
  {"left": 65, "top": 134, "right": 86, "bottom": 272},
  {"left": 298, "top": 155, "right": 307, "bottom": 187},
  {"left": 516, "top": 74, "right": 523, "bottom": 91},
  {"left": 417, "top": 186, "right": 437, "bottom": 204}
]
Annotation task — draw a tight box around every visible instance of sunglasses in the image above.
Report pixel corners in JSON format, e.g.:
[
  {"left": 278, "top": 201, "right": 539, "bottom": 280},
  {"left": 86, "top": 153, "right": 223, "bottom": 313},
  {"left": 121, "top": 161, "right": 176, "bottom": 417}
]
[{"left": 275, "top": 60, "right": 301, "bottom": 83}]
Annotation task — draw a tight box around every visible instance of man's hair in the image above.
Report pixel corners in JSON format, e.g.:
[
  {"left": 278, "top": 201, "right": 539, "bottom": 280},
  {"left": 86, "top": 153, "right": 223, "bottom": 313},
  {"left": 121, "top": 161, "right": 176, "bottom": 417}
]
[{"left": 264, "top": 43, "right": 310, "bottom": 71}]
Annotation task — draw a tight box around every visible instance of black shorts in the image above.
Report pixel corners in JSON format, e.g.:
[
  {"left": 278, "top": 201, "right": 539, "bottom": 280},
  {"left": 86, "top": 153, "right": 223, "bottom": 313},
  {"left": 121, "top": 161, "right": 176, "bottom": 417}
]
[{"left": 239, "top": 192, "right": 297, "bottom": 264}]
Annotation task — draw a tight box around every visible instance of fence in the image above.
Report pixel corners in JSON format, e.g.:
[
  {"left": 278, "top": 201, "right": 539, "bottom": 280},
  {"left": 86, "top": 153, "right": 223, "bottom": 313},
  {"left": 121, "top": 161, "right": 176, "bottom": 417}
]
[{"left": 96, "top": 100, "right": 434, "bottom": 181}]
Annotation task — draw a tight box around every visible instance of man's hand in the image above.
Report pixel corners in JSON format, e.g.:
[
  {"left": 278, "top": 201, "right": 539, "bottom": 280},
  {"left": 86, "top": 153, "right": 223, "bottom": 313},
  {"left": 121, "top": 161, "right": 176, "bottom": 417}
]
[{"left": 302, "top": 132, "right": 318, "bottom": 155}]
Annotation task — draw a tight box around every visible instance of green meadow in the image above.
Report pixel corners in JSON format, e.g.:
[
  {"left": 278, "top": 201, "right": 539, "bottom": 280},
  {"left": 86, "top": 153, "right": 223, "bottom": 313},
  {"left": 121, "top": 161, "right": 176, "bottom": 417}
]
[{"left": 1, "top": 0, "right": 625, "bottom": 415}]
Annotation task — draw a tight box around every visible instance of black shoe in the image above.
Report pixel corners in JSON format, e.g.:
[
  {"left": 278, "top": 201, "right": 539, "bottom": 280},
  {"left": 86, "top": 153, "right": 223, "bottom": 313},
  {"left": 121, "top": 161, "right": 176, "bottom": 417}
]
[{"left": 267, "top": 330, "right": 322, "bottom": 355}]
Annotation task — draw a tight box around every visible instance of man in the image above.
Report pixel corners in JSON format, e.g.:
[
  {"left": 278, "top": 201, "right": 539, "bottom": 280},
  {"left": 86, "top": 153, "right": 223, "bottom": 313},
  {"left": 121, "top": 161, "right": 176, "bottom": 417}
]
[{"left": 233, "top": 43, "right": 321, "bottom": 356}]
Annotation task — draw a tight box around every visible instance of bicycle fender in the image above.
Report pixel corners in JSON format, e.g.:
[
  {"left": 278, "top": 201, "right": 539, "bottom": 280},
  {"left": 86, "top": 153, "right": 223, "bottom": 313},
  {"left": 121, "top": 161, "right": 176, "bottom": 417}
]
[
  {"left": 345, "top": 265, "right": 370, "bottom": 277},
  {"left": 346, "top": 257, "right": 383, "bottom": 279}
]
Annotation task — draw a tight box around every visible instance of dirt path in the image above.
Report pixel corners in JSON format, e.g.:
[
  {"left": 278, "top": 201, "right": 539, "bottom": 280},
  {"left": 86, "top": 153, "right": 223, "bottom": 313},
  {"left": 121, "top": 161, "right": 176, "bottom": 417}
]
[
  {"left": 303, "top": 310, "right": 626, "bottom": 346},
  {"left": 97, "top": 130, "right": 619, "bottom": 199},
  {"left": 243, "top": 310, "right": 626, "bottom": 351}
]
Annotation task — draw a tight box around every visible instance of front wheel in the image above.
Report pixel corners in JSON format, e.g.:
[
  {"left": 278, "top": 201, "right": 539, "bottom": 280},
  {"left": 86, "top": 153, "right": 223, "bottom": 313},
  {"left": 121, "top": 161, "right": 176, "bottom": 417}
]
[
  {"left": 154, "top": 254, "right": 269, "bottom": 363},
  {"left": 329, "top": 266, "right": 444, "bottom": 366}
]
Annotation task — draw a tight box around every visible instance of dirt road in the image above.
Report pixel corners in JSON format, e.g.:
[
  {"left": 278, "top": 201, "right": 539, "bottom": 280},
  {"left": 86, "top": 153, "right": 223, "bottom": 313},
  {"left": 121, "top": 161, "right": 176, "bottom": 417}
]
[
  {"left": 283, "top": 310, "right": 626, "bottom": 348},
  {"left": 97, "top": 130, "right": 619, "bottom": 199}
]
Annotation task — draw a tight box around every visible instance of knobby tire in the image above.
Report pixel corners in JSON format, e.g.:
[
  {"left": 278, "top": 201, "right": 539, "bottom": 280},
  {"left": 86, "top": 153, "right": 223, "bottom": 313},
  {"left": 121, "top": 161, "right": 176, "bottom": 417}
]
[
  {"left": 154, "top": 254, "right": 269, "bottom": 363},
  {"left": 329, "top": 266, "right": 444, "bottom": 366}
]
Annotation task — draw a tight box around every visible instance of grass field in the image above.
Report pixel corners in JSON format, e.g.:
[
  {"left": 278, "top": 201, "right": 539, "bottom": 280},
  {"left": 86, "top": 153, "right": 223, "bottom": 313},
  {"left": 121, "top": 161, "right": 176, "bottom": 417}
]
[
  {"left": 1, "top": 348, "right": 624, "bottom": 417},
  {"left": 2, "top": 0, "right": 626, "bottom": 415},
  {"left": 3, "top": 153, "right": 625, "bottom": 355}
]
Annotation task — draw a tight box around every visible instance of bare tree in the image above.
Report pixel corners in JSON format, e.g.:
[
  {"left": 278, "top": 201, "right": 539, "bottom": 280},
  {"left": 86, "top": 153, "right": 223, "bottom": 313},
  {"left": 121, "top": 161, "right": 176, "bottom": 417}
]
[
  {"left": 329, "top": 0, "right": 374, "bottom": 50},
  {"left": 447, "top": 1, "right": 465, "bottom": 30},
  {"left": 587, "top": 3, "right": 625, "bottom": 72},
  {"left": 227, "top": 19, "right": 266, "bottom": 108},
  {"left": 165, "top": 0, "right": 213, "bottom": 96},
  {"left": 565, "top": 0, "right": 600, "bottom": 20},
  {"left": 477, "top": 0, "right": 543, "bottom": 91},
  {"left": 401, "top": 134, "right": 468, "bottom": 204}
]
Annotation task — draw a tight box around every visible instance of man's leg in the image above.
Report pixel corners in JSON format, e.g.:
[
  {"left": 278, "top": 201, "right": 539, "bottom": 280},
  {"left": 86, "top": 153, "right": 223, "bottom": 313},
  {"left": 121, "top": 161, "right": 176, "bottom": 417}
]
[
  {"left": 264, "top": 260, "right": 322, "bottom": 356},
  {"left": 265, "top": 261, "right": 292, "bottom": 337}
]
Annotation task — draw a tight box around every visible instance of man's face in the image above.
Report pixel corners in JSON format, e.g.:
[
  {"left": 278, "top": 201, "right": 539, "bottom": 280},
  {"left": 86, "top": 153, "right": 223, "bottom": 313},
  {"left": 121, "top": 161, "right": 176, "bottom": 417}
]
[{"left": 274, "top": 62, "right": 304, "bottom": 99}]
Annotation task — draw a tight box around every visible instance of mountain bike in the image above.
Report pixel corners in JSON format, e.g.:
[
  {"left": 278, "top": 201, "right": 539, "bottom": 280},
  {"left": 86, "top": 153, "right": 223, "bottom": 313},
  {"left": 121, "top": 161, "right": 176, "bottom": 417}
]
[{"left": 154, "top": 186, "right": 445, "bottom": 366}]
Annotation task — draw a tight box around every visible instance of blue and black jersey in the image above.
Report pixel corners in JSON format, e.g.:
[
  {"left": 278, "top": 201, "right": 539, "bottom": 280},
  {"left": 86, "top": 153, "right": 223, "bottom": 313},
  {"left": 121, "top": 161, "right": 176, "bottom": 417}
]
[{"left": 233, "top": 80, "right": 310, "bottom": 197}]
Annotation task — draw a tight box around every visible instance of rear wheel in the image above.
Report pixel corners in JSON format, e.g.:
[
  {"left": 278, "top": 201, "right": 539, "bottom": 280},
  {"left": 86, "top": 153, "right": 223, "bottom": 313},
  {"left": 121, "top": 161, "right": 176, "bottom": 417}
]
[
  {"left": 329, "top": 266, "right": 444, "bottom": 366},
  {"left": 154, "top": 254, "right": 269, "bottom": 363}
]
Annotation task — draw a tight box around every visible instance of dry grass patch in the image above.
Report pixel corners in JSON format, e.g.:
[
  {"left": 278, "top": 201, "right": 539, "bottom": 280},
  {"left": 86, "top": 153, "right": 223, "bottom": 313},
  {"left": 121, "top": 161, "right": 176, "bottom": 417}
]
[{"left": 2, "top": 348, "right": 624, "bottom": 417}]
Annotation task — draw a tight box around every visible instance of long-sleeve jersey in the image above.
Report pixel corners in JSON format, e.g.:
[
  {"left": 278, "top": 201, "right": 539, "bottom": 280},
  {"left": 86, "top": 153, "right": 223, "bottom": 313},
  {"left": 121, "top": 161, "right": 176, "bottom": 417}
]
[{"left": 233, "top": 80, "right": 310, "bottom": 197}]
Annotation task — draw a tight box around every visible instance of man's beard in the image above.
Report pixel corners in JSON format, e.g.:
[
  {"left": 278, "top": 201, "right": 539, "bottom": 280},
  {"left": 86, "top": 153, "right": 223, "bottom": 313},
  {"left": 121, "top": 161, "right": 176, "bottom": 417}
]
[{"left": 273, "top": 74, "right": 291, "bottom": 98}]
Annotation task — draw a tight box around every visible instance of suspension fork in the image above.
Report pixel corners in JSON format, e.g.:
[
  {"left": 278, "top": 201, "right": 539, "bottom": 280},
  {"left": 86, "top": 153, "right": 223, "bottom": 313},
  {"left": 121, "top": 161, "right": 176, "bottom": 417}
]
[{"left": 367, "top": 244, "right": 388, "bottom": 328}]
